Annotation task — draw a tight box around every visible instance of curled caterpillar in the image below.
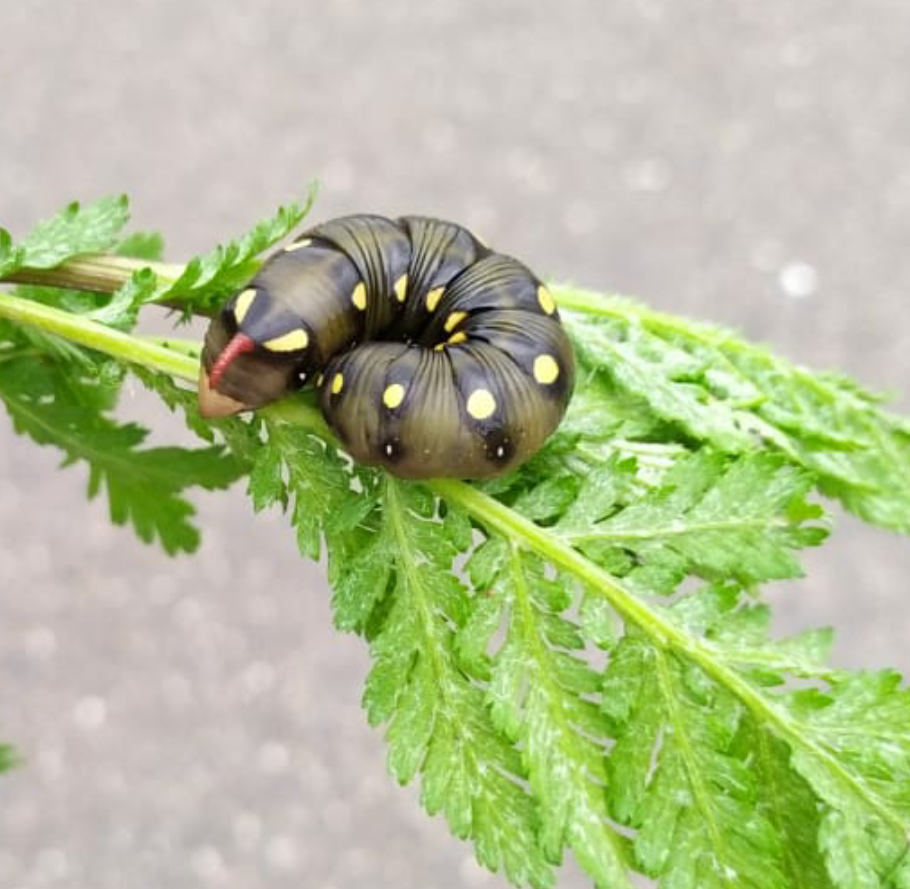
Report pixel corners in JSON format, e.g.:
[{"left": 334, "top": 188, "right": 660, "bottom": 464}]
[{"left": 199, "top": 214, "right": 575, "bottom": 479}]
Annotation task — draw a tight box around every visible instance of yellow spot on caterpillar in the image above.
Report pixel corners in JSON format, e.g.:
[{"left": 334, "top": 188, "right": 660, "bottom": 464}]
[
  {"left": 393, "top": 274, "right": 408, "bottom": 302},
  {"left": 537, "top": 285, "right": 556, "bottom": 315},
  {"left": 533, "top": 354, "right": 559, "bottom": 384},
  {"left": 383, "top": 383, "right": 406, "bottom": 409},
  {"left": 444, "top": 311, "right": 468, "bottom": 333},
  {"left": 466, "top": 388, "right": 496, "bottom": 420},
  {"left": 233, "top": 288, "right": 257, "bottom": 323},
  {"left": 434, "top": 330, "right": 467, "bottom": 351},
  {"left": 425, "top": 286, "right": 445, "bottom": 312},
  {"left": 284, "top": 237, "right": 313, "bottom": 252},
  {"left": 352, "top": 282, "right": 367, "bottom": 311},
  {"left": 263, "top": 328, "right": 309, "bottom": 352},
  {"left": 331, "top": 373, "right": 344, "bottom": 394},
  {"left": 316, "top": 373, "right": 324, "bottom": 387}
]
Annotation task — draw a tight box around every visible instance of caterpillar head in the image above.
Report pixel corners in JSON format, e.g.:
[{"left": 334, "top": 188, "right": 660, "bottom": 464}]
[{"left": 198, "top": 286, "right": 310, "bottom": 418}]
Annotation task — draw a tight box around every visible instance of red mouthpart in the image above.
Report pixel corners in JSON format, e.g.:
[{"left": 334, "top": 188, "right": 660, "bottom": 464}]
[{"left": 209, "top": 333, "right": 256, "bottom": 389}]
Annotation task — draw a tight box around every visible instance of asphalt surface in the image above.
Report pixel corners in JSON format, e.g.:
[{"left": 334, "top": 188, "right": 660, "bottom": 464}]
[{"left": 2, "top": 2, "right": 910, "bottom": 888}]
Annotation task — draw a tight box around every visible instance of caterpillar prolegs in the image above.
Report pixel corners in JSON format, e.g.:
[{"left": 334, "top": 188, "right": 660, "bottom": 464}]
[{"left": 200, "top": 215, "right": 575, "bottom": 479}]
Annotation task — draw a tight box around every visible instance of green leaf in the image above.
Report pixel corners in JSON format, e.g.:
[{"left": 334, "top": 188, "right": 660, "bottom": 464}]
[
  {"left": 9, "top": 195, "right": 130, "bottom": 272},
  {"left": 0, "top": 227, "right": 23, "bottom": 277},
  {"left": 257, "top": 423, "right": 355, "bottom": 561},
  {"left": 0, "top": 219, "right": 164, "bottom": 333},
  {"left": 358, "top": 480, "right": 555, "bottom": 888},
  {"left": 0, "top": 356, "right": 243, "bottom": 554},
  {"left": 740, "top": 726, "right": 835, "bottom": 889},
  {"left": 566, "top": 309, "right": 783, "bottom": 453},
  {"left": 85, "top": 267, "right": 158, "bottom": 331},
  {"left": 784, "top": 672, "right": 910, "bottom": 887},
  {"left": 162, "top": 183, "right": 318, "bottom": 315},
  {"left": 672, "top": 583, "right": 910, "bottom": 889},
  {"left": 116, "top": 231, "right": 164, "bottom": 261},
  {"left": 604, "top": 633, "right": 787, "bottom": 888},
  {"left": 560, "top": 452, "right": 828, "bottom": 587},
  {"left": 248, "top": 440, "right": 286, "bottom": 512},
  {"left": 464, "top": 542, "right": 630, "bottom": 888},
  {"left": 557, "top": 290, "right": 910, "bottom": 534}
]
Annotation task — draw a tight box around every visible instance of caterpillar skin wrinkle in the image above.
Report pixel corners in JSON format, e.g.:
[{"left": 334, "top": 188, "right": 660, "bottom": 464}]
[{"left": 199, "top": 214, "right": 575, "bottom": 479}]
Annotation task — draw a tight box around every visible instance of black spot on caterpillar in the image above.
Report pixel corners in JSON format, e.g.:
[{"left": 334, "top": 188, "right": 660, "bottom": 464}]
[{"left": 199, "top": 214, "right": 575, "bottom": 479}]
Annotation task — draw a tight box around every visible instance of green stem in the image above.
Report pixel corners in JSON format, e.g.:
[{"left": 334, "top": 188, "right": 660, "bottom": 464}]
[
  {"left": 142, "top": 335, "right": 202, "bottom": 357},
  {"left": 563, "top": 515, "right": 792, "bottom": 544},
  {"left": 0, "top": 290, "right": 197, "bottom": 382}
]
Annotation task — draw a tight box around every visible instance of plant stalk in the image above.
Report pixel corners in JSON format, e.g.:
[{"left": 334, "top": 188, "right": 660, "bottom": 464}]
[
  {"left": 3, "top": 254, "right": 182, "bottom": 293},
  {"left": 0, "top": 290, "right": 197, "bottom": 382}
]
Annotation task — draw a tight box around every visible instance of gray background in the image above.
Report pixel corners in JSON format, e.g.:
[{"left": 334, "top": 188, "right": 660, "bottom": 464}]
[{"left": 1, "top": 1, "right": 910, "bottom": 887}]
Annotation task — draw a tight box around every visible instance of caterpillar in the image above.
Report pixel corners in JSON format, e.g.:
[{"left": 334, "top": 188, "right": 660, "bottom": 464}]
[{"left": 199, "top": 214, "right": 575, "bottom": 479}]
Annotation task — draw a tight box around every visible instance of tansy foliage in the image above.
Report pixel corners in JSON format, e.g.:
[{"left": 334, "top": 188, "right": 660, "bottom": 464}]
[
  {"left": 0, "top": 354, "right": 243, "bottom": 554},
  {"left": 160, "top": 181, "right": 318, "bottom": 317},
  {"left": 564, "top": 297, "right": 910, "bottom": 534},
  {"left": 1, "top": 194, "right": 910, "bottom": 888},
  {"left": 0, "top": 194, "right": 129, "bottom": 277}
]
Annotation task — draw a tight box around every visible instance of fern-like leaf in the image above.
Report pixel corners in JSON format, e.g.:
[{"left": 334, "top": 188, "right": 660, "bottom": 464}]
[
  {"left": 0, "top": 194, "right": 130, "bottom": 276},
  {"left": 0, "top": 356, "right": 243, "bottom": 554},
  {"left": 162, "top": 183, "right": 318, "bottom": 315},
  {"left": 559, "top": 291, "right": 910, "bottom": 534}
]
